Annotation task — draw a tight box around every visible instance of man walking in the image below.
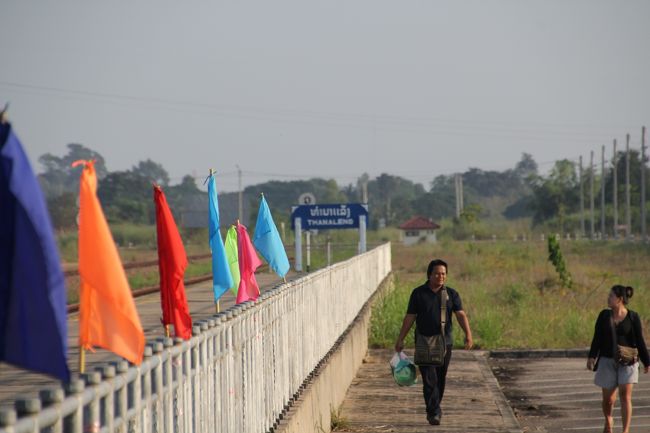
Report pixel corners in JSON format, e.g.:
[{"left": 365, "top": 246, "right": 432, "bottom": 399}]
[{"left": 394, "top": 259, "right": 473, "bottom": 426}]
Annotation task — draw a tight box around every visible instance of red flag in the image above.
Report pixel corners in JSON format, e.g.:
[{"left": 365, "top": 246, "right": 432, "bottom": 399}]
[
  {"left": 76, "top": 160, "right": 144, "bottom": 365},
  {"left": 154, "top": 185, "right": 192, "bottom": 340},
  {"left": 236, "top": 222, "right": 262, "bottom": 304}
]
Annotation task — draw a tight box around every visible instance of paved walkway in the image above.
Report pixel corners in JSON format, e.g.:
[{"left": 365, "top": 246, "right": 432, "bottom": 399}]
[
  {"left": 0, "top": 270, "right": 292, "bottom": 408},
  {"left": 491, "top": 355, "right": 650, "bottom": 433},
  {"left": 337, "top": 349, "right": 522, "bottom": 433}
]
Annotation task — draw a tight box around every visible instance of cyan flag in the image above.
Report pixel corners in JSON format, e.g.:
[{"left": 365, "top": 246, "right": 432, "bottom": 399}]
[
  {"left": 0, "top": 123, "right": 70, "bottom": 381},
  {"left": 208, "top": 175, "right": 233, "bottom": 301},
  {"left": 253, "top": 195, "right": 290, "bottom": 278}
]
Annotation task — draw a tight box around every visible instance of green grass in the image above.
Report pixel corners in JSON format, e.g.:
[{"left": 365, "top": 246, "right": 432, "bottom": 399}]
[
  {"left": 58, "top": 223, "right": 650, "bottom": 351},
  {"left": 370, "top": 240, "right": 650, "bottom": 350},
  {"left": 330, "top": 406, "right": 350, "bottom": 431}
]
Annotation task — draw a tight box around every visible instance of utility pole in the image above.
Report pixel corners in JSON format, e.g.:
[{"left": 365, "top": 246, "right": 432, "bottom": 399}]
[
  {"left": 642, "top": 126, "right": 647, "bottom": 241},
  {"left": 458, "top": 174, "right": 465, "bottom": 213},
  {"left": 455, "top": 174, "right": 461, "bottom": 218},
  {"left": 362, "top": 179, "right": 368, "bottom": 204},
  {"left": 590, "top": 151, "right": 595, "bottom": 239},
  {"left": 613, "top": 140, "right": 618, "bottom": 239},
  {"left": 579, "top": 156, "right": 585, "bottom": 237},
  {"left": 454, "top": 173, "right": 464, "bottom": 218},
  {"left": 625, "top": 134, "right": 631, "bottom": 240},
  {"left": 600, "top": 145, "right": 606, "bottom": 238},
  {"left": 236, "top": 165, "right": 243, "bottom": 223}
]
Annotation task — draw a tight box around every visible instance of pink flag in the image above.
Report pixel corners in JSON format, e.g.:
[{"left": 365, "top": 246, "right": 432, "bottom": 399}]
[{"left": 236, "top": 222, "right": 262, "bottom": 303}]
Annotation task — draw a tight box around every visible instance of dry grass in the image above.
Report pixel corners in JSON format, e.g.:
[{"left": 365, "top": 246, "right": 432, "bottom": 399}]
[{"left": 372, "top": 240, "right": 649, "bottom": 350}]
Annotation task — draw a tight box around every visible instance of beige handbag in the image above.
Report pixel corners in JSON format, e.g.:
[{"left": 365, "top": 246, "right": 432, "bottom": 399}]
[{"left": 616, "top": 345, "right": 638, "bottom": 366}]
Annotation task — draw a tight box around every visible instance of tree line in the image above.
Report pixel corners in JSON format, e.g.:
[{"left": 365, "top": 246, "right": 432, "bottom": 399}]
[{"left": 38, "top": 144, "right": 649, "bottom": 237}]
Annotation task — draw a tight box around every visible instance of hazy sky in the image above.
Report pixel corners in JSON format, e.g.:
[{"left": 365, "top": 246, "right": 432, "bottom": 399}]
[{"left": 2, "top": 1, "right": 649, "bottom": 192}]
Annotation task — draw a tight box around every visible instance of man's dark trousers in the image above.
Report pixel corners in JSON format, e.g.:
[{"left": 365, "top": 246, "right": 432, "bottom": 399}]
[{"left": 418, "top": 346, "right": 453, "bottom": 417}]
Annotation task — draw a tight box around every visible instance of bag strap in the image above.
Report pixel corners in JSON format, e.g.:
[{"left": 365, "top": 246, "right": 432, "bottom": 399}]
[
  {"left": 441, "top": 288, "right": 448, "bottom": 335},
  {"left": 609, "top": 310, "right": 618, "bottom": 353},
  {"left": 624, "top": 310, "right": 638, "bottom": 349}
]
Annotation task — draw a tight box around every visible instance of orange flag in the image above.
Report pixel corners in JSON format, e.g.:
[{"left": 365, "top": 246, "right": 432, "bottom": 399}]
[{"left": 75, "top": 160, "right": 145, "bottom": 365}]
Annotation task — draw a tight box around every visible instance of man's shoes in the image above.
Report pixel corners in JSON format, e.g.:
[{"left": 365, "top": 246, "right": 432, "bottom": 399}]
[{"left": 426, "top": 413, "right": 441, "bottom": 426}]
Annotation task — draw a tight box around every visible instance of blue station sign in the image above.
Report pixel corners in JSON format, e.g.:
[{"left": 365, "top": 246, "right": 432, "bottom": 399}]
[{"left": 291, "top": 203, "right": 369, "bottom": 230}]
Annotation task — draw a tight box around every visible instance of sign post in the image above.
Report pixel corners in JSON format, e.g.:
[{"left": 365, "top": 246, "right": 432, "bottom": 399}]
[
  {"left": 305, "top": 230, "right": 311, "bottom": 272},
  {"left": 294, "top": 217, "right": 302, "bottom": 272},
  {"left": 359, "top": 214, "right": 367, "bottom": 253}
]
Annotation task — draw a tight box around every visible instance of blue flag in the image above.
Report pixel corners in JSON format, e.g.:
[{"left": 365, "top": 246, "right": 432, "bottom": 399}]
[
  {"left": 253, "top": 195, "right": 290, "bottom": 278},
  {"left": 208, "top": 175, "right": 233, "bottom": 301},
  {"left": 0, "top": 123, "right": 70, "bottom": 381}
]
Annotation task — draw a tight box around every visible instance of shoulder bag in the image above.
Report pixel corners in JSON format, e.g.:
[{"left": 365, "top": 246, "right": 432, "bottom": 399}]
[{"left": 414, "top": 288, "right": 448, "bottom": 366}]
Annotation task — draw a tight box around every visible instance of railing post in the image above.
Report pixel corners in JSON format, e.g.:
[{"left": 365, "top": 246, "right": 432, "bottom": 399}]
[
  {"left": 172, "top": 337, "right": 186, "bottom": 433},
  {"left": 244, "top": 303, "right": 253, "bottom": 433},
  {"left": 225, "top": 311, "right": 235, "bottom": 433},
  {"left": 198, "top": 321, "right": 209, "bottom": 433},
  {"left": 214, "top": 318, "right": 225, "bottom": 433},
  {"left": 184, "top": 330, "right": 195, "bottom": 433},
  {"left": 113, "top": 361, "right": 129, "bottom": 433},
  {"left": 232, "top": 307, "right": 244, "bottom": 433},
  {"left": 151, "top": 341, "right": 164, "bottom": 433},
  {"left": 141, "top": 344, "right": 154, "bottom": 433},
  {"left": 96, "top": 365, "right": 116, "bottom": 433},
  {"left": 15, "top": 398, "right": 40, "bottom": 433},
  {"left": 205, "top": 320, "right": 215, "bottom": 433},
  {"left": 81, "top": 371, "right": 102, "bottom": 433},
  {"left": 40, "top": 388, "right": 64, "bottom": 433},
  {"left": 0, "top": 408, "right": 17, "bottom": 433},
  {"left": 162, "top": 338, "right": 174, "bottom": 433},
  {"left": 190, "top": 324, "right": 201, "bottom": 433},
  {"left": 64, "top": 378, "right": 84, "bottom": 433}
]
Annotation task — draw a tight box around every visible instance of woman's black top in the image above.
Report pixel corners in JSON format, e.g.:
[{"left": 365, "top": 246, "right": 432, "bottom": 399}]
[{"left": 588, "top": 309, "right": 650, "bottom": 367}]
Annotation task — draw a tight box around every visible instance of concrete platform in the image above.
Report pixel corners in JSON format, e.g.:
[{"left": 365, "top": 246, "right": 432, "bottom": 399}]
[
  {"left": 490, "top": 356, "right": 650, "bottom": 433},
  {"left": 337, "top": 348, "right": 522, "bottom": 432}
]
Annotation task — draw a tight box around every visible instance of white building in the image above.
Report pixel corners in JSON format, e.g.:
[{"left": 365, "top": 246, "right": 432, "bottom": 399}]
[{"left": 398, "top": 216, "right": 440, "bottom": 245}]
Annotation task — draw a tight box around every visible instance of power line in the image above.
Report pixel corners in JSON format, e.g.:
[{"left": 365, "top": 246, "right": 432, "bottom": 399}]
[{"left": 0, "top": 80, "right": 639, "bottom": 143}]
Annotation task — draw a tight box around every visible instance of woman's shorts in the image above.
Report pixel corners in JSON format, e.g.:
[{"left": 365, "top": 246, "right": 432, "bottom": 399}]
[{"left": 594, "top": 357, "right": 639, "bottom": 389}]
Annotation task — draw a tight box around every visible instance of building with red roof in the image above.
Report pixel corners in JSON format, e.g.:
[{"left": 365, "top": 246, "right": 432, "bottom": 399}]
[{"left": 398, "top": 216, "right": 441, "bottom": 245}]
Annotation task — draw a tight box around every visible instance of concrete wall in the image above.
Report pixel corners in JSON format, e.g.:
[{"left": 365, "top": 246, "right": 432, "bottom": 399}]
[{"left": 275, "top": 273, "right": 394, "bottom": 433}]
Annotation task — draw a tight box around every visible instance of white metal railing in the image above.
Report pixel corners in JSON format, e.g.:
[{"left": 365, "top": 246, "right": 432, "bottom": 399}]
[{"left": 0, "top": 242, "right": 391, "bottom": 433}]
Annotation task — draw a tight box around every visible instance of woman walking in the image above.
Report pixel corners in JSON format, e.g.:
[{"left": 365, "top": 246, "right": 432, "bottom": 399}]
[{"left": 587, "top": 285, "right": 649, "bottom": 433}]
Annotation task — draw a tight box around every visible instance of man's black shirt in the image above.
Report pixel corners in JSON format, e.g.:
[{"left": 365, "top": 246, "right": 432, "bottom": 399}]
[{"left": 407, "top": 283, "right": 463, "bottom": 342}]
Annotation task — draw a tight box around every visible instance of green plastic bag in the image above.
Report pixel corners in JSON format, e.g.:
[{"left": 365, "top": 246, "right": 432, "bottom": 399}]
[{"left": 390, "top": 352, "right": 417, "bottom": 387}]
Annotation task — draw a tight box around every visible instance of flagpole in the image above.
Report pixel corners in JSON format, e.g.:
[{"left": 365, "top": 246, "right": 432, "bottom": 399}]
[
  {"left": 216, "top": 301, "right": 220, "bottom": 313},
  {"left": 165, "top": 325, "right": 170, "bottom": 338},
  {"left": 210, "top": 168, "right": 218, "bottom": 314},
  {"left": 0, "top": 103, "right": 8, "bottom": 124},
  {"left": 79, "top": 347, "right": 86, "bottom": 373}
]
